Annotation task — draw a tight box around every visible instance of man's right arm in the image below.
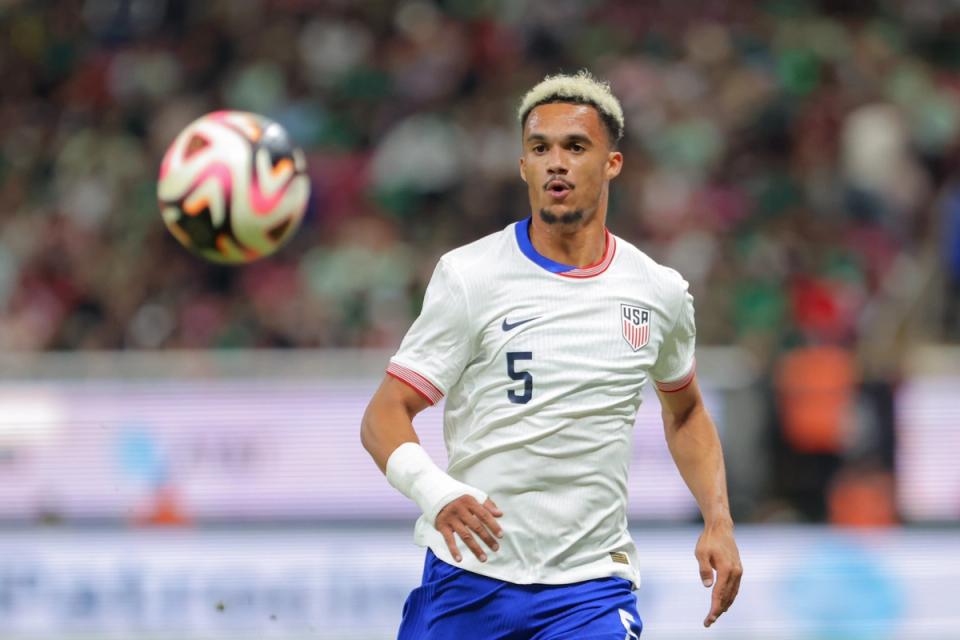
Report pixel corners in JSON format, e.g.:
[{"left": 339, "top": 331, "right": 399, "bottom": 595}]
[
  {"left": 360, "top": 374, "right": 431, "bottom": 474},
  {"left": 360, "top": 375, "right": 503, "bottom": 562}
]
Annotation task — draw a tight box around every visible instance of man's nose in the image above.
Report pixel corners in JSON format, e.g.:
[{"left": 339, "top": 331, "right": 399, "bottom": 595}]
[{"left": 547, "top": 148, "right": 568, "bottom": 174}]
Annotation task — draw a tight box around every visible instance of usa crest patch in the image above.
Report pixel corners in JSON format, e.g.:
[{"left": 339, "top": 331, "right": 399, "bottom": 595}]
[{"left": 621, "top": 304, "right": 650, "bottom": 351}]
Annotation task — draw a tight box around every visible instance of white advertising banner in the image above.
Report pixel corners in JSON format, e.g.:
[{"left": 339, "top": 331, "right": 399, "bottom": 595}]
[
  {"left": 0, "top": 526, "right": 953, "bottom": 639},
  {"left": 0, "top": 379, "right": 714, "bottom": 522},
  {"left": 896, "top": 377, "right": 960, "bottom": 521}
]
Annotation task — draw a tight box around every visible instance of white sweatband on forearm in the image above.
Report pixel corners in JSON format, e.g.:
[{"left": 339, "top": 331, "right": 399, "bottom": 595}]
[{"left": 386, "top": 442, "right": 488, "bottom": 526}]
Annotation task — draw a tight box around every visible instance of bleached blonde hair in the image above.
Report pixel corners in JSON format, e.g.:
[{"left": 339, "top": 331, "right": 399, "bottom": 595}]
[{"left": 517, "top": 70, "right": 625, "bottom": 146}]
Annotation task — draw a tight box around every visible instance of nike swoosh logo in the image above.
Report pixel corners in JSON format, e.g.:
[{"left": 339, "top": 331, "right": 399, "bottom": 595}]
[{"left": 502, "top": 316, "right": 541, "bottom": 331}]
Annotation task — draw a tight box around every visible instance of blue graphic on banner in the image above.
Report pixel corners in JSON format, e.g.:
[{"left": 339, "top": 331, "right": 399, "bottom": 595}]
[{"left": 782, "top": 541, "right": 903, "bottom": 639}]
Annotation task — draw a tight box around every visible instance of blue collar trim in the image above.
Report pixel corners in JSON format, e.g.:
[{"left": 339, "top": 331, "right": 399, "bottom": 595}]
[{"left": 514, "top": 217, "right": 576, "bottom": 273}]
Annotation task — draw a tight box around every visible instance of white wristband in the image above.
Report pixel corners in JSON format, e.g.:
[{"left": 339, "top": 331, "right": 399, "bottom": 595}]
[{"left": 386, "top": 442, "right": 488, "bottom": 526}]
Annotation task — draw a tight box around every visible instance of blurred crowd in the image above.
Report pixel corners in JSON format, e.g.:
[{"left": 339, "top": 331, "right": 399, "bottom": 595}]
[
  {"left": 3, "top": 1, "right": 960, "bottom": 522},
  {"left": 2, "top": 0, "right": 958, "bottom": 355}
]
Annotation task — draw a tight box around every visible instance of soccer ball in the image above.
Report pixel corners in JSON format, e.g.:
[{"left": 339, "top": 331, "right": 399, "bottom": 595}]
[{"left": 157, "top": 110, "right": 310, "bottom": 264}]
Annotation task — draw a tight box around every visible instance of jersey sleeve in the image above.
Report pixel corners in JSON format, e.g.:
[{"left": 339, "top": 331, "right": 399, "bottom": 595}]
[
  {"left": 651, "top": 276, "right": 697, "bottom": 393},
  {"left": 388, "top": 257, "right": 473, "bottom": 405}
]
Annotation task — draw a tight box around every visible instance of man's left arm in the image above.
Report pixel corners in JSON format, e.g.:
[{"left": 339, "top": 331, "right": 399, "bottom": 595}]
[{"left": 658, "top": 375, "right": 743, "bottom": 628}]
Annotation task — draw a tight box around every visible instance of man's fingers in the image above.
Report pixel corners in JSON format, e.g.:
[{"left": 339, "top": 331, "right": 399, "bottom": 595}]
[
  {"left": 705, "top": 581, "right": 724, "bottom": 627},
  {"left": 697, "top": 553, "right": 714, "bottom": 587},
  {"left": 724, "top": 564, "right": 742, "bottom": 610},
  {"left": 466, "top": 512, "right": 499, "bottom": 552},
  {"left": 705, "top": 565, "right": 735, "bottom": 627},
  {"left": 434, "top": 495, "right": 505, "bottom": 563},
  {"left": 484, "top": 498, "right": 503, "bottom": 517},
  {"left": 476, "top": 504, "right": 504, "bottom": 540},
  {"left": 695, "top": 527, "right": 742, "bottom": 628},
  {"left": 729, "top": 566, "right": 743, "bottom": 606},
  {"left": 440, "top": 526, "right": 462, "bottom": 563},
  {"left": 453, "top": 521, "right": 487, "bottom": 562}
]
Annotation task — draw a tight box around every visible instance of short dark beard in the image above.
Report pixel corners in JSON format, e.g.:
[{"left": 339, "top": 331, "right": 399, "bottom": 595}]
[{"left": 539, "top": 208, "right": 584, "bottom": 225}]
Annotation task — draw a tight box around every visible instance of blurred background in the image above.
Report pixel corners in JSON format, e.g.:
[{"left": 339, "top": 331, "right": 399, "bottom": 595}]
[{"left": 1, "top": 0, "right": 959, "bottom": 638}]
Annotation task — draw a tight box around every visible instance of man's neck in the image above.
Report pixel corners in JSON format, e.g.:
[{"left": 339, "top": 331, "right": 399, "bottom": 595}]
[{"left": 528, "top": 214, "right": 607, "bottom": 268}]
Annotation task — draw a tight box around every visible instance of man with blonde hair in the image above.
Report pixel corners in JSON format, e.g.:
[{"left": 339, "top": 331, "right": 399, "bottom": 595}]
[{"left": 362, "top": 70, "right": 742, "bottom": 638}]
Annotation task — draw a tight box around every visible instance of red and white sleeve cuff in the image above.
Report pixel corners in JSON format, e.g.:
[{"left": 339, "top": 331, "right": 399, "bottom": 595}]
[
  {"left": 654, "top": 359, "right": 696, "bottom": 393},
  {"left": 387, "top": 361, "right": 445, "bottom": 405}
]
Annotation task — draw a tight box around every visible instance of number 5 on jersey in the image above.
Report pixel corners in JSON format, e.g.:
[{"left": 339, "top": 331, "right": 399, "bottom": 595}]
[{"left": 506, "top": 352, "right": 533, "bottom": 404}]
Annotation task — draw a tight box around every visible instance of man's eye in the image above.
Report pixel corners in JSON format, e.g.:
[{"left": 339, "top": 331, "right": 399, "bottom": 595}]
[
  {"left": 533, "top": 145, "right": 546, "bottom": 153},
  {"left": 571, "top": 144, "right": 584, "bottom": 152}
]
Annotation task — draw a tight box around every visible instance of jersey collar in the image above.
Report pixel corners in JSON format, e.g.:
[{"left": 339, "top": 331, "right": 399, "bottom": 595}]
[{"left": 514, "top": 217, "right": 616, "bottom": 279}]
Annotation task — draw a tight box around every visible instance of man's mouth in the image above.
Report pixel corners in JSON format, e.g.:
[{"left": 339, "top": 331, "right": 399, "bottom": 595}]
[{"left": 545, "top": 179, "right": 573, "bottom": 200}]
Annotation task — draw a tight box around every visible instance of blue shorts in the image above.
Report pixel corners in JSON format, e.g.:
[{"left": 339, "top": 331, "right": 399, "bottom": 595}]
[{"left": 397, "top": 549, "right": 643, "bottom": 639}]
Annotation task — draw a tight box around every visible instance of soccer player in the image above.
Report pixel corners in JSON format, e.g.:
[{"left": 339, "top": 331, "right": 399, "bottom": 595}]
[{"left": 361, "top": 70, "right": 742, "bottom": 638}]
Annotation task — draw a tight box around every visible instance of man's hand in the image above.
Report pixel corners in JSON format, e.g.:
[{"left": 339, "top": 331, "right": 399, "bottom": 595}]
[
  {"left": 435, "top": 496, "right": 503, "bottom": 563},
  {"left": 695, "top": 519, "right": 743, "bottom": 627}
]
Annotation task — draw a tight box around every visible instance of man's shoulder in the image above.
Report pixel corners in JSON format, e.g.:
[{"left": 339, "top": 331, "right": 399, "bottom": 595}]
[
  {"left": 438, "top": 223, "right": 514, "bottom": 274},
  {"left": 611, "top": 232, "right": 688, "bottom": 291}
]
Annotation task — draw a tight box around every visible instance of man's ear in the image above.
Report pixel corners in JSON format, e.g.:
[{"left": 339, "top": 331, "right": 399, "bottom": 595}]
[
  {"left": 519, "top": 157, "right": 527, "bottom": 183},
  {"left": 605, "top": 151, "right": 623, "bottom": 180}
]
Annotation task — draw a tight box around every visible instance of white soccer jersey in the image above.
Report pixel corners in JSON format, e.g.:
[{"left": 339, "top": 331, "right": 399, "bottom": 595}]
[{"left": 388, "top": 217, "right": 696, "bottom": 588}]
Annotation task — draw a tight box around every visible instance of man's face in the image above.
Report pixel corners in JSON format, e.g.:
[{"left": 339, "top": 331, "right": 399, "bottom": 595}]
[{"left": 519, "top": 102, "right": 622, "bottom": 228}]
